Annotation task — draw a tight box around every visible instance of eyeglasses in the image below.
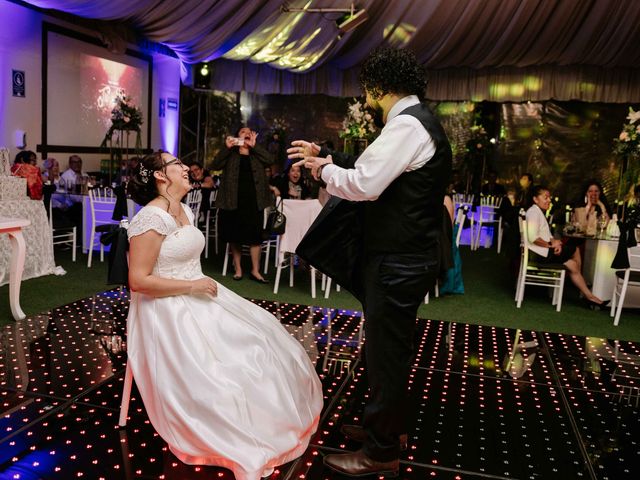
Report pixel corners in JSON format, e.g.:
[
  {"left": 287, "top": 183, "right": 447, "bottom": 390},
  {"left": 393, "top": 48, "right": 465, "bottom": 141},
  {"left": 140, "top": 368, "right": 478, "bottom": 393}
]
[{"left": 162, "top": 157, "right": 184, "bottom": 168}]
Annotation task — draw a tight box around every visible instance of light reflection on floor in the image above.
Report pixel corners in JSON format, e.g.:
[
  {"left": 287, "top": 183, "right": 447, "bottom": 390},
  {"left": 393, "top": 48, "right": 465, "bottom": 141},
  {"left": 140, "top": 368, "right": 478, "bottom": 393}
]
[{"left": 0, "top": 289, "right": 638, "bottom": 479}]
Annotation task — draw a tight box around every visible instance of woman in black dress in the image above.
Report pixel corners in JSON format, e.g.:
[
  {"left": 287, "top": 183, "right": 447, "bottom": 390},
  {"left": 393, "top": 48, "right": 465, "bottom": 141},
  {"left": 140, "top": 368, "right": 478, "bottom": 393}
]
[{"left": 212, "top": 126, "right": 275, "bottom": 282}]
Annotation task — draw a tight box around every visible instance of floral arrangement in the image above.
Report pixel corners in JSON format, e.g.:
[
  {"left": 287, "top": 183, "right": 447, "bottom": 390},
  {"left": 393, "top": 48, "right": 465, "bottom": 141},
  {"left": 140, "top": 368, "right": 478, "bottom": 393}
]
[
  {"left": 101, "top": 95, "right": 144, "bottom": 148},
  {"left": 613, "top": 107, "right": 640, "bottom": 158},
  {"left": 268, "top": 116, "right": 290, "bottom": 140},
  {"left": 339, "top": 98, "right": 377, "bottom": 141}
]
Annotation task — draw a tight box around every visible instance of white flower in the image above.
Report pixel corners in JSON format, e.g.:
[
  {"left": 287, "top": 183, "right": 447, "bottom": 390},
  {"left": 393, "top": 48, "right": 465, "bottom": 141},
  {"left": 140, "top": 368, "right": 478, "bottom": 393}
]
[{"left": 626, "top": 107, "right": 640, "bottom": 124}]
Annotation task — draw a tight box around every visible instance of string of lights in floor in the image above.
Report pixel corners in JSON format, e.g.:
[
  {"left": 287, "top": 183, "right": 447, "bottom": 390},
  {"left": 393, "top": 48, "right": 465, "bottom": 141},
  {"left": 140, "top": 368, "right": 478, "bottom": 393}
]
[{"left": 0, "top": 288, "right": 638, "bottom": 479}]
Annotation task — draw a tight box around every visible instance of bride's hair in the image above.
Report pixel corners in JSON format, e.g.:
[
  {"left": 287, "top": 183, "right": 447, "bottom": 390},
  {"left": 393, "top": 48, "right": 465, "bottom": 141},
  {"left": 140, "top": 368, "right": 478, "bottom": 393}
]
[{"left": 127, "top": 151, "right": 165, "bottom": 206}]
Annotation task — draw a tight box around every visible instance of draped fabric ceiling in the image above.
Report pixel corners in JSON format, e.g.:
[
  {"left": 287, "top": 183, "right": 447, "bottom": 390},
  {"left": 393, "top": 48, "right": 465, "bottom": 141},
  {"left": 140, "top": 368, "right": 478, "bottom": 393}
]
[{"left": 24, "top": 0, "right": 640, "bottom": 101}]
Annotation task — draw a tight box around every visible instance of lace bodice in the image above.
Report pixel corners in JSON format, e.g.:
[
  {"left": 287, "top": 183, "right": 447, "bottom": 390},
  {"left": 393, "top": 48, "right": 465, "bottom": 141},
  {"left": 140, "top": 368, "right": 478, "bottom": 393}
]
[{"left": 128, "top": 204, "right": 205, "bottom": 280}]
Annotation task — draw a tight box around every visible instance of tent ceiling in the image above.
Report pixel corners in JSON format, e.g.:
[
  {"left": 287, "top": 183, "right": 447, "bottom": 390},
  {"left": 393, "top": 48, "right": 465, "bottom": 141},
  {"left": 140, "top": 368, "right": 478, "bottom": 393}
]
[
  {"left": 23, "top": 0, "right": 640, "bottom": 70},
  {"left": 20, "top": 0, "right": 640, "bottom": 100}
]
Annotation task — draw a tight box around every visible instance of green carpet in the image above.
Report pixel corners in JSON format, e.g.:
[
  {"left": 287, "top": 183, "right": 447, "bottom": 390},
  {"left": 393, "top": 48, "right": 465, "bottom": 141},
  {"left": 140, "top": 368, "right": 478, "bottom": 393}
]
[{"left": 2, "top": 246, "right": 639, "bottom": 341}]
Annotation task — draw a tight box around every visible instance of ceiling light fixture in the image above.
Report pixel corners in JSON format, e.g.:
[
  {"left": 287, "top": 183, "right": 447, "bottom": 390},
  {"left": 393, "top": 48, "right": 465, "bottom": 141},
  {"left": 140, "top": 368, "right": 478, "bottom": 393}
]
[{"left": 281, "top": 2, "right": 368, "bottom": 34}]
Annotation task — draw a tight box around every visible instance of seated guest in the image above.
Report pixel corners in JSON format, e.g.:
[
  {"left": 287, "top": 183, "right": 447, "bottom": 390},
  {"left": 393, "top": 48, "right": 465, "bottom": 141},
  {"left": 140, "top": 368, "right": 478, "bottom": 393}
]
[
  {"left": 571, "top": 180, "right": 611, "bottom": 235},
  {"left": 270, "top": 163, "right": 311, "bottom": 200},
  {"left": 11, "top": 150, "right": 43, "bottom": 200},
  {"left": 60, "top": 155, "right": 86, "bottom": 194},
  {"left": 189, "top": 162, "right": 215, "bottom": 219},
  {"left": 42, "top": 157, "right": 69, "bottom": 209},
  {"left": 481, "top": 170, "right": 506, "bottom": 197},
  {"left": 527, "top": 185, "right": 605, "bottom": 309},
  {"left": 515, "top": 172, "right": 533, "bottom": 208}
]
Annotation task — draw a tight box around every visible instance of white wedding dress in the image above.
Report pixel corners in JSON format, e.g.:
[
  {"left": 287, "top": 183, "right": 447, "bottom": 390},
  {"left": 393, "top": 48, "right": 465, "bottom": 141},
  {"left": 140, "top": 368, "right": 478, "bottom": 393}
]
[{"left": 126, "top": 204, "right": 323, "bottom": 480}]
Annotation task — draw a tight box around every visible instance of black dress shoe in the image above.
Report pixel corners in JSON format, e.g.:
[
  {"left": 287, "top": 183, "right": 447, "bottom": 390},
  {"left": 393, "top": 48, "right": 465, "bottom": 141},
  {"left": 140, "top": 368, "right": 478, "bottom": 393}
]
[
  {"left": 233, "top": 274, "right": 242, "bottom": 281},
  {"left": 249, "top": 273, "right": 268, "bottom": 284},
  {"left": 340, "top": 425, "right": 408, "bottom": 451},
  {"left": 585, "top": 299, "right": 609, "bottom": 311},
  {"left": 323, "top": 449, "right": 399, "bottom": 477}
]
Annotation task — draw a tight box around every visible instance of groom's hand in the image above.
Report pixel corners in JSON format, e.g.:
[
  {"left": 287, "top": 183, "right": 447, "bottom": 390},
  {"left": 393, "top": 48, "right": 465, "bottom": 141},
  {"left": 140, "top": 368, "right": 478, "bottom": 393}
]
[
  {"left": 293, "top": 155, "right": 333, "bottom": 181},
  {"left": 287, "top": 140, "right": 321, "bottom": 161}
]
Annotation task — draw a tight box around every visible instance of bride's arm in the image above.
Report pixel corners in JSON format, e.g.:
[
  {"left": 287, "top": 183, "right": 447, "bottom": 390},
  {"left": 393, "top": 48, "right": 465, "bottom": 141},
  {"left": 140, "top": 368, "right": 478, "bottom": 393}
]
[{"left": 128, "top": 230, "right": 217, "bottom": 297}]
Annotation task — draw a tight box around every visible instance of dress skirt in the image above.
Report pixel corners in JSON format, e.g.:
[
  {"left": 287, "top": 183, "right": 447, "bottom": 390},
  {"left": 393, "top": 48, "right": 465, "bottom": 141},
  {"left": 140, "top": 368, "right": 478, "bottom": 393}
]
[
  {"left": 219, "top": 156, "right": 263, "bottom": 245},
  {"left": 127, "top": 282, "right": 323, "bottom": 480}
]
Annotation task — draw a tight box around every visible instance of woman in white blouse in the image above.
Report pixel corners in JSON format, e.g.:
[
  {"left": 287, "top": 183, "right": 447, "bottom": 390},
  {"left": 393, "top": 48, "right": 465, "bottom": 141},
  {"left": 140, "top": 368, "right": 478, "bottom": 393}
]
[{"left": 526, "top": 185, "right": 605, "bottom": 308}]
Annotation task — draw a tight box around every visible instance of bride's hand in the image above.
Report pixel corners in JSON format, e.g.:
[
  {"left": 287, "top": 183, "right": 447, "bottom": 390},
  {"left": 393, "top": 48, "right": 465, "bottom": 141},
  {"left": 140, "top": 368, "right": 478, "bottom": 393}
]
[{"left": 190, "top": 277, "right": 218, "bottom": 297}]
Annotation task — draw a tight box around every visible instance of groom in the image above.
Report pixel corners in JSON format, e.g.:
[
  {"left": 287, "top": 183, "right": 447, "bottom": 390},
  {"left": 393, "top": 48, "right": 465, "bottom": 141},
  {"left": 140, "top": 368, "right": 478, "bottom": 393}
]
[{"left": 290, "top": 47, "right": 451, "bottom": 477}]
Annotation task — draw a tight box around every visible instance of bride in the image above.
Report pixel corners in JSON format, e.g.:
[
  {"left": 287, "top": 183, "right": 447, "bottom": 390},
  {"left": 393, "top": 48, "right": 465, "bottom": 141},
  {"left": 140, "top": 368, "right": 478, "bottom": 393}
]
[{"left": 125, "top": 151, "right": 323, "bottom": 480}]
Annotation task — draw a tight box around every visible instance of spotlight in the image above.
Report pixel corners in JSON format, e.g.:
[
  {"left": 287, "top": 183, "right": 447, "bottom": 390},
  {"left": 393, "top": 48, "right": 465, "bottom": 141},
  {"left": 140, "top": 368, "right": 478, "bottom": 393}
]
[
  {"left": 194, "top": 62, "right": 212, "bottom": 90},
  {"left": 282, "top": 2, "right": 368, "bottom": 34},
  {"left": 336, "top": 8, "right": 369, "bottom": 34}
]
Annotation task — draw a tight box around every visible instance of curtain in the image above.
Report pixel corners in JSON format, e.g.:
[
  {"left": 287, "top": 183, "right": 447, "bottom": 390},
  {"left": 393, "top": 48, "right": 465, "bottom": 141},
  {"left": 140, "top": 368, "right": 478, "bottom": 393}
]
[{"left": 23, "top": 0, "right": 640, "bottom": 100}]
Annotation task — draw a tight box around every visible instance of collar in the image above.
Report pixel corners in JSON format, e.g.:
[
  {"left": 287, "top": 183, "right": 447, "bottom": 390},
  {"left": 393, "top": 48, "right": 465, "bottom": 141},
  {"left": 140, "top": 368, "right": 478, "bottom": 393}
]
[{"left": 386, "top": 95, "right": 420, "bottom": 123}]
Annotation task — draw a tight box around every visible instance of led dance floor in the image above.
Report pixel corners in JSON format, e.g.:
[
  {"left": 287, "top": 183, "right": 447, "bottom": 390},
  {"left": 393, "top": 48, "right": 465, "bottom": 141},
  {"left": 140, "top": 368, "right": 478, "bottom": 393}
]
[{"left": 1, "top": 289, "right": 639, "bottom": 479}]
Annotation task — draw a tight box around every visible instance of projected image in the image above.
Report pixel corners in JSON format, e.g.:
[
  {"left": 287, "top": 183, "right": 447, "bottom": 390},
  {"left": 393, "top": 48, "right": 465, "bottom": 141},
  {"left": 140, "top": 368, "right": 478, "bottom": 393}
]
[
  {"left": 46, "top": 29, "right": 149, "bottom": 148},
  {"left": 80, "top": 55, "right": 143, "bottom": 132}
]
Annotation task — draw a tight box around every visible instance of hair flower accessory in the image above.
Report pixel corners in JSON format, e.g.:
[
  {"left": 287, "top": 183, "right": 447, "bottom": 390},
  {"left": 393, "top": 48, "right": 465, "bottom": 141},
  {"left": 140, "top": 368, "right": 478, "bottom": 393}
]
[{"left": 139, "top": 164, "right": 151, "bottom": 184}]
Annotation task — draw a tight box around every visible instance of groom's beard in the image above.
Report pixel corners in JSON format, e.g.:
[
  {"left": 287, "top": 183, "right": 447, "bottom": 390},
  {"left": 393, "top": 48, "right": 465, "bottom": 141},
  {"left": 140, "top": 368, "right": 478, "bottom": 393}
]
[{"left": 372, "top": 105, "right": 385, "bottom": 128}]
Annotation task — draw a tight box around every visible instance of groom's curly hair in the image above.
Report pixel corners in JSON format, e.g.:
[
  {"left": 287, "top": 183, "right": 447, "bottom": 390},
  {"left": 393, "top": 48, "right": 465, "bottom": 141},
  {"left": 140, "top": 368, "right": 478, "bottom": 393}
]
[{"left": 359, "top": 47, "right": 427, "bottom": 100}]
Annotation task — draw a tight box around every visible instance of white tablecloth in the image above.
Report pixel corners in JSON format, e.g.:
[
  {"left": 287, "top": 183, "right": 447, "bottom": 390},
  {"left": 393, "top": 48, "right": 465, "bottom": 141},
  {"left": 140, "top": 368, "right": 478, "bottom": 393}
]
[
  {"left": 0, "top": 199, "right": 55, "bottom": 286},
  {"left": 279, "top": 199, "right": 323, "bottom": 261}
]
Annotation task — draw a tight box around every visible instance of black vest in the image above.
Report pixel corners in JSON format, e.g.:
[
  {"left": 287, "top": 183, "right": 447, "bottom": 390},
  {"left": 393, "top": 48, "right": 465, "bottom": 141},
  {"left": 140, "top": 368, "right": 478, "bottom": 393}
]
[{"left": 363, "top": 103, "right": 452, "bottom": 254}]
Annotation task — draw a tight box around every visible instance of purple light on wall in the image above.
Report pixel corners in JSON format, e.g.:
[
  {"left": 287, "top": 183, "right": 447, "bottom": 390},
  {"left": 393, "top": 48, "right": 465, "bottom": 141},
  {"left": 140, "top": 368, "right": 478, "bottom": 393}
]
[{"left": 160, "top": 111, "right": 178, "bottom": 155}]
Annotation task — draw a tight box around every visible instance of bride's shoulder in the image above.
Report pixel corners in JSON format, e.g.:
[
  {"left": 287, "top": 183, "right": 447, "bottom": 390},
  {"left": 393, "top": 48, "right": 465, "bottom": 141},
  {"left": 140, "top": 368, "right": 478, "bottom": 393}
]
[{"left": 128, "top": 205, "right": 174, "bottom": 239}]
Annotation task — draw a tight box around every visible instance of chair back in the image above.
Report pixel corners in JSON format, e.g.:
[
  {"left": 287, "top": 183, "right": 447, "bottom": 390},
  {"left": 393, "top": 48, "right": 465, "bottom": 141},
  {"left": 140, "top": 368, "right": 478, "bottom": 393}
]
[
  {"left": 279, "top": 199, "right": 323, "bottom": 256},
  {"left": 518, "top": 213, "right": 531, "bottom": 266},
  {"left": 89, "top": 188, "right": 118, "bottom": 227},
  {"left": 628, "top": 245, "right": 640, "bottom": 269},
  {"left": 186, "top": 189, "right": 202, "bottom": 225},
  {"left": 453, "top": 193, "right": 474, "bottom": 208},
  {"left": 480, "top": 195, "right": 503, "bottom": 208}
]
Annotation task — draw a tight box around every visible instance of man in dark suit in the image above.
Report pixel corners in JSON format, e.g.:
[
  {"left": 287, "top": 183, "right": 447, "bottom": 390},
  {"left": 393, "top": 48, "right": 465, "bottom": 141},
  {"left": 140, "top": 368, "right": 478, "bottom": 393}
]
[{"left": 290, "top": 47, "right": 452, "bottom": 477}]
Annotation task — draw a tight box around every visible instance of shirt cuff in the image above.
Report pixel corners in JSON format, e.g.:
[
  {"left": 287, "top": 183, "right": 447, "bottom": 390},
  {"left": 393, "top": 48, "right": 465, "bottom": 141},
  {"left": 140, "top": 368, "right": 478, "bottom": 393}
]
[{"left": 320, "top": 163, "right": 337, "bottom": 183}]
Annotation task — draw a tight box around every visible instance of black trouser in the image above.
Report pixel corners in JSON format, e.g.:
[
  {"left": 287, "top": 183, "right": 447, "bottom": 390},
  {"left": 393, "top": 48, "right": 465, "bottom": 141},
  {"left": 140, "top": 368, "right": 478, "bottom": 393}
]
[{"left": 359, "top": 252, "right": 438, "bottom": 462}]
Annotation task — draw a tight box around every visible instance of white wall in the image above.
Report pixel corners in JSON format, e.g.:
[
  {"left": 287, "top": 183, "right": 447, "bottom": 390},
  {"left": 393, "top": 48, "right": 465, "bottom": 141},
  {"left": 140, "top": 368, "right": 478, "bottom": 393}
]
[{"left": 0, "top": 0, "right": 181, "bottom": 172}]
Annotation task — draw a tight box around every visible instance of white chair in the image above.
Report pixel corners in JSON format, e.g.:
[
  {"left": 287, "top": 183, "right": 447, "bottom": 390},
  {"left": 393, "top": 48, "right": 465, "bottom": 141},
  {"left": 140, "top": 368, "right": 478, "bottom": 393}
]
[
  {"left": 452, "top": 193, "right": 474, "bottom": 208},
  {"left": 204, "top": 190, "right": 219, "bottom": 258},
  {"left": 221, "top": 207, "right": 281, "bottom": 276},
  {"left": 322, "top": 275, "right": 341, "bottom": 299},
  {"left": 221, "top": 237, "right": 280, "bottom": 276},
  {"left": 48, "top": 194, "right": 77, "bottom": 262},
  {"left": 119, "top": 361, "right": 134, "bottom": 427},
  {"left": 454, "top": 204, "right": 469, "bottom": 247},
  {"left": 610, "top": 245, "right": 640, "bottom": 326},
  {"left": 452, "top": 194, "right": 474, "bottom": 247},
  {"left": 87, "top": 188, "right": 118, "bottom": 268},
  {"left": 472, "top": 195, "right": 503, "bottom": 252},
  {"left": 515, "top": 218, "right": 566, "bottom": 311},
  {"left": 185, "top": 189, "right": 202, "bottom": 226},
  {"left": 322, "top": 308, "right": 365, "bottom": 374}
]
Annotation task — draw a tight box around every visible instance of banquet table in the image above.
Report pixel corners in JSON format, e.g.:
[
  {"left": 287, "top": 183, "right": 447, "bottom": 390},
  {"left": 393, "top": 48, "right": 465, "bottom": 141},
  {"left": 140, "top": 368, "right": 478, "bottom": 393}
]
[
  {"left": 572, "top": 234, "right": 640, "bottom": 306},
  {"left": 0, "top": 199, "right": 55, "bottom": 287},
  {"left": 0, "top": 216, "right": 30, "bottom": 320}
]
